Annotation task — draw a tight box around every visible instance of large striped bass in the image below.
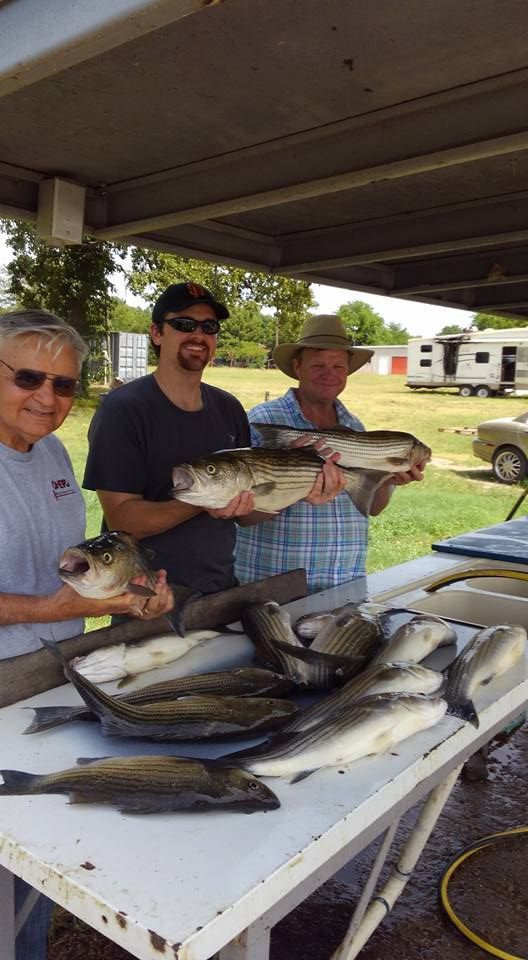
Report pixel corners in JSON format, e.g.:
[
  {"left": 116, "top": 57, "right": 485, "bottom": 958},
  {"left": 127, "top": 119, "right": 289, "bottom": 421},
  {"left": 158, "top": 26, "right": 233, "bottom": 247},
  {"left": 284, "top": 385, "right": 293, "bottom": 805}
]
[
  {"left": 251, "top": 423, "right": 431, "bottom": 472},
  {"left": 172, "top": 447, "right": 395, "bottom": 517},
  {"left": 0, "top": 756, "right": 280, "bottom": 814},
  {"left": 222, "top": 693, "right": 447, "bottom": 782},
  {"left": 278, "top": 661, "right": 446, "bottom": 734},
  {"left": 40, "top": 638, "right": 297, "bottom": 741},
  {"left": 445, "top": 623, "right": 527, "bottom": 727},
  {"left": 371, "top": 614, "right": 457, "bottom": 664},
  {"left": 24, "top": 667, "right": 295, "bottom": 735},
  {"left": 294, "top": 601, "right": 389, "bottom": 641},
  {"left": 310, "top": 608, "right": 382, "bottom": 658},
  {"left": 241, "top": 602, "right": 366, "bottom": 688}
]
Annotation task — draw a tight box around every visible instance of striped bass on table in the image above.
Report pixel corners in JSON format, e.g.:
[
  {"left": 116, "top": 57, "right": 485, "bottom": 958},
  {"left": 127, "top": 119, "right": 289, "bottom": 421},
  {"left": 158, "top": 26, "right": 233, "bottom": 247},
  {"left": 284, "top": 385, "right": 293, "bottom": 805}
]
[
  {"left": 310, "top": 608, "right": 382, "bottom": 659},
  {"left": 40, "top": 638, "right": 298, "bottom": 741},
  {"left": 251, "top": 423, "right": 431, "bottom": 472},
  {"left": 371, "top": 614, "right": 457, "bottom": 665},
  {"left": 241, "top": 601, "right": 366, "bottom": 689},
  {"left": 221, "top": 693, "right": 447, "bottom": 782},
  {"left": 278, "top": 661, "right": 446, "bottom": 734},
  {"left": 0, "top": 756, "right": 280, "bottom": 814},
  {"left": 172, "top": 446, "right": 403, "bottom": 518},
  {"left": 444, "top": 623, "right": 527, "bottom": 727},
  {"left": 23, "top": 667, "right": 295, "bottom": 735},
  {"left": 294, "top": 601, "right": 389, "bottom": 641},
  {"left": 71, "top": 629, "right": 219, "bottom": 684}
]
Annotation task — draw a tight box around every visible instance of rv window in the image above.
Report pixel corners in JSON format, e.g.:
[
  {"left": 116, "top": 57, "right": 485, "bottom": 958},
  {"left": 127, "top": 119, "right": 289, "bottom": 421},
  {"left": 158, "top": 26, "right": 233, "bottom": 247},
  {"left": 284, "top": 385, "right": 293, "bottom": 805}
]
[
  {"left": 420, "top": 359, "right": 432, "bottom": 367},
  {"left": 475, "top": 352, "right": 490, "bottom": 363},
  {"left": 420, "top": 344, "right": 433, "bottom": 352}
]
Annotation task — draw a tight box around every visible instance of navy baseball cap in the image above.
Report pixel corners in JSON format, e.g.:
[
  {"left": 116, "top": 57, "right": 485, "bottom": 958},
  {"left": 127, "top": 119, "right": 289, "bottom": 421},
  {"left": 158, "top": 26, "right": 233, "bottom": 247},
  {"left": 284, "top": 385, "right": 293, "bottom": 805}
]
[{"left": 152, "top": 281, "right": 229, "bottom": 324}]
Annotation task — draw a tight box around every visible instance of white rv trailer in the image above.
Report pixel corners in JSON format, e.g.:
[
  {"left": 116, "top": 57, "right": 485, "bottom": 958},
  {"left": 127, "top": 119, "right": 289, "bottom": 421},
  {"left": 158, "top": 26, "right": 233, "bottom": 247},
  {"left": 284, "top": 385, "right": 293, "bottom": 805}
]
[{"left": 406, "top": 328, "right": 528, "bottom": 397}]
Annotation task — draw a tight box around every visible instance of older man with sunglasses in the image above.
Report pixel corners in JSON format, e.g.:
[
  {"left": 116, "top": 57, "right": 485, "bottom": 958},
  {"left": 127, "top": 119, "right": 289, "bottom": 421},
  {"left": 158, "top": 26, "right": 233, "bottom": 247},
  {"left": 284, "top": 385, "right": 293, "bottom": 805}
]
[{"left": 84, "top": 282, "right": 260, "bottom": 594}]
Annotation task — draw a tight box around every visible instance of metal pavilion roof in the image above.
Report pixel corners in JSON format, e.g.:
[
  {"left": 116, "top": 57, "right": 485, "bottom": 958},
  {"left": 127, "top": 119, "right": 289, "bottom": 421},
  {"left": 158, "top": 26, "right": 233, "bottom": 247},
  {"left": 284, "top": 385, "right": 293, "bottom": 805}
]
[{"left": 1, "top": 0, "right": 528, "bottom": 324}]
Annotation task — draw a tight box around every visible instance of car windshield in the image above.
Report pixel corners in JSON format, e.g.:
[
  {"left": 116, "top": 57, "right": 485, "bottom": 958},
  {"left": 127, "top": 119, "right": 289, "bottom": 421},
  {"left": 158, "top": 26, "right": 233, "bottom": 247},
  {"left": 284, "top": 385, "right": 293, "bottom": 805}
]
[{"left": 514, "top": 412, "right": 528, "bottom": 424}]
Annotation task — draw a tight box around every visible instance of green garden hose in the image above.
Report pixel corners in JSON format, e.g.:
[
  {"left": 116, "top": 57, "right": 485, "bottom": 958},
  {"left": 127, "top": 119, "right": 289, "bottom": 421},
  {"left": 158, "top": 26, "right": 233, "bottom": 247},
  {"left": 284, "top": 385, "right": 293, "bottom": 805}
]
[{"left": 439, "top": 826, "right": 528, "bottom": 959}]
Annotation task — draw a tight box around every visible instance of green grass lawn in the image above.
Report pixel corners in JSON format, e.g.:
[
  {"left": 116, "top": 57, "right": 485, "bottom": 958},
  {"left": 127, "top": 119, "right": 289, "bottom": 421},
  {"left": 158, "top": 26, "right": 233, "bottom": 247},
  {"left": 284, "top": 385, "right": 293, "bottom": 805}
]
[{"left": 58, "top": 371, "right": 528, "bottom": 576}]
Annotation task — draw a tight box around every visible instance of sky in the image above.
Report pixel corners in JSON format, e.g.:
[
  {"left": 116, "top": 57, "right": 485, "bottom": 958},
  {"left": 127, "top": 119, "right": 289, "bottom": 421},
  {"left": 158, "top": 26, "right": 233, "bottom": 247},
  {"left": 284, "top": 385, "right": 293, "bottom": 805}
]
[{"left": 0, "top": 235, "right": 472, "bottom": 338}]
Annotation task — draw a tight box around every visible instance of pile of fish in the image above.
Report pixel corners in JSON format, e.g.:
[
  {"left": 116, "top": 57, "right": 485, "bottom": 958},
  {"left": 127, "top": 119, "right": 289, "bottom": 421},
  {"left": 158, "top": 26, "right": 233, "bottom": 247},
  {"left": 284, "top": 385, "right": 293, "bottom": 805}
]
[
  {"left": 171, "top": 425, "right": 432, "bottom": 518},
  {"left": 2, "top": 583, "right": 526, "bottom": 815}
]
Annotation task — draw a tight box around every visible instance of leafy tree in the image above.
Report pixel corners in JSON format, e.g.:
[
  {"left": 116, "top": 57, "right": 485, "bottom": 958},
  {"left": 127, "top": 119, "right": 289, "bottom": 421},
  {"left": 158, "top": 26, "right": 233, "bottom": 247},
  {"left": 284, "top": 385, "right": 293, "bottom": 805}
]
[
  {"left": 0, "top": 221, "right": 120, "bottom": 341},
  {"left": 437, "top": 324, "right": 465, "bottom": 335},
  {"left": 125, "top": 248, "right": 314, "bottom": 346},
  {"left": 472, "top": 312, "right": 528, "bottom": 330},
  {"left": 110, "top": 298, "right": 151, "bottom": 334},
  {"left": 215, "top": 301, "right": 271, "bottom": 365},
  {"left": 337, "top": 301, "right": 409, "bottom": 344}
]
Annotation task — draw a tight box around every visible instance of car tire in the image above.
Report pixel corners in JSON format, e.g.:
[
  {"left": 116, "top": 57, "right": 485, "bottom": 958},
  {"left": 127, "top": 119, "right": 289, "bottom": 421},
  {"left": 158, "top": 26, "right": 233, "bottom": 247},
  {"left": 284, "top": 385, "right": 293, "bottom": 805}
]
[
  {"left": 474, "top": 385, "right": 491, "bottom": 398},
  {"left": 492, "top": 446, "right": 528, "bottom": 484},
  {"left": 459, "top": 385, "right": 473, "bottom": 397}
]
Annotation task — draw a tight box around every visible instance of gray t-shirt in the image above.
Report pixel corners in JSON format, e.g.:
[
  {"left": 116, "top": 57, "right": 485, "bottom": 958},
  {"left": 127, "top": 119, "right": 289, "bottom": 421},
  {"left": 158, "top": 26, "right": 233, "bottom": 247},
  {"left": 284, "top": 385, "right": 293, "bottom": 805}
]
[{"left": 0, "top": 434, "right": 85, "bottom": 659}]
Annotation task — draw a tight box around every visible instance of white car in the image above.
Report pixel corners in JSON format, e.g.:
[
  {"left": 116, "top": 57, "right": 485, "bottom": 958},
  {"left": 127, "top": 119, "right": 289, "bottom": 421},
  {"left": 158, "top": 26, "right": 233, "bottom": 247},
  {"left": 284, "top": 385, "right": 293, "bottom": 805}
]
[{"left": 473, "top": 412, "right": 528, "bottom": 483}]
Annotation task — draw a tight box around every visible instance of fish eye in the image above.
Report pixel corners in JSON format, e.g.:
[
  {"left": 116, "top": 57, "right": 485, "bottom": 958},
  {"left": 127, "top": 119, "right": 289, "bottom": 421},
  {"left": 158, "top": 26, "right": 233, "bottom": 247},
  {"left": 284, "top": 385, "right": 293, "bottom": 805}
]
[
  {"left": 248, "top": 780, "right": 261, "bottom": 791},
  {"left": 206, "top": 464, "right": 216, "bottom": 475},
  {"left": 102, "top": 552, "right": 113, "bottom": 564}
]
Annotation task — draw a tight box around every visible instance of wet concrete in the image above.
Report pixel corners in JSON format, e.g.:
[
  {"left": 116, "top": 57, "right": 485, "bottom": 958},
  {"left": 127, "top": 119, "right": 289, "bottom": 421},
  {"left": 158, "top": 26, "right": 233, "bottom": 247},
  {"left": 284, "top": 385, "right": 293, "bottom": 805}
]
[{"left": 48, "top": 724, "right": 528, "bottom": 960}]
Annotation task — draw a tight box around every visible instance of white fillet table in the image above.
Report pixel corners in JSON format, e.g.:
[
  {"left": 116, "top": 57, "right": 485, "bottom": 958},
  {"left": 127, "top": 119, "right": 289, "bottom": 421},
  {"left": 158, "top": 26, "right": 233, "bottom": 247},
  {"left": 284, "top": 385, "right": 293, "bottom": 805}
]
[{"left": 0, "top": 552, "right": 526, "bottom": 960}]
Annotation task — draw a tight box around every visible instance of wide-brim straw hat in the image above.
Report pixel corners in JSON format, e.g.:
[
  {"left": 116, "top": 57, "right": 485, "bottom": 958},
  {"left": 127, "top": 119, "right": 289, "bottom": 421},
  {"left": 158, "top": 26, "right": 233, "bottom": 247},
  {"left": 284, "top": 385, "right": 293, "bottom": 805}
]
[{"left": 273, "top": 314, "right": 374, "bottom": 379}]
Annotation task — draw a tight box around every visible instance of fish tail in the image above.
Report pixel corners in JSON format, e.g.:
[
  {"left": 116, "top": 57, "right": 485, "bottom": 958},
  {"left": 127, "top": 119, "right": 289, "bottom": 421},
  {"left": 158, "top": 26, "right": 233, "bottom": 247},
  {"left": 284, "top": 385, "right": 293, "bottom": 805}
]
[
  {"left": 39, "top": 636, "right": 73, "bottom": 680},
  {"left": 0, "top": 770, "right": 39, "bottom": 795},
  {"left": 23, "top": 706, "right": 89, "bottom": 735},
  {"left": 446, "top": 698, "right": 479, "bottom": 728}
]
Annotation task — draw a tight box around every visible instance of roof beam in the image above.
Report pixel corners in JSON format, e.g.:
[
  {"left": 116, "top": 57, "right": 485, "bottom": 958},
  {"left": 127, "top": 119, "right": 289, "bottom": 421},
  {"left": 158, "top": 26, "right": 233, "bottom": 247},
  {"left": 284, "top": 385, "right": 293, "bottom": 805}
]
[
  {"left": 92, "top": 131, "right": 528, "bottom": 241},
  {"left": 0, "top": 0, "right": 220, "bottom": 97},
  {"left": 395, "top": 273, "right": 528, "bottom": 297}
]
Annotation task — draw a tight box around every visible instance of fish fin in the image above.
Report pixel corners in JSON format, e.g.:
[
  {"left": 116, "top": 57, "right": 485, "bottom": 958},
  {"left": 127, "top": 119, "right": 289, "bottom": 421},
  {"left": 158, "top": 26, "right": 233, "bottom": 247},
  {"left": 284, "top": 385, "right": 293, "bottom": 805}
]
[
  {"left": 290, "top": 769, "right": 317, "bottom": 784},
  {"left": 76, "top": 757, "right": 111, "bottom": 765},
  {"left": 0, "top": 770, "right": 38, "bottom": 794},
  {"left": 271, "top": 638, "right": 366, "bottom": 670},
  {"left": 68, "top": 790, "right": 96, "bottom": 804},
  {"left": 126, "top": 583, "right": 155, "bottom": 598},
  {"left": 342, "top": 469, "right": 388, "bottom": 517},
  {"left": 446, "top": 699, "right": 479, "bottom": 728},
  {"left": 39, "top": 636, "right": 73, "bottom": 679},
  {"left": 22, "top": 705, "right": 91, "bottom": 734},
  {"left": 116, "top": 674, "right": 138, "bottom": 689},
  {"left": 167, "top": 585, "right": 201, "bottom": 636}
]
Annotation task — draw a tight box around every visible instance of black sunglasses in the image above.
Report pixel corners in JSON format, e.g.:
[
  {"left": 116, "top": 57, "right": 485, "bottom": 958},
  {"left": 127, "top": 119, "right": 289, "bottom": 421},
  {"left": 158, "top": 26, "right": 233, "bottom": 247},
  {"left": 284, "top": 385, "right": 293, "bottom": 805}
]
[
  {"left": 0, "top": 358, "right": 79, "bottom": 397},
  {"left": 164, "top": 316, "right": 220, "bottom": 335}
]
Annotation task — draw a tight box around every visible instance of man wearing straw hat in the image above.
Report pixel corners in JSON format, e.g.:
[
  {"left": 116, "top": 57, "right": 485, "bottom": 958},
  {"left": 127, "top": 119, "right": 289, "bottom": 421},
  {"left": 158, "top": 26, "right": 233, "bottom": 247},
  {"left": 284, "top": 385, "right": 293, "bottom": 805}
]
[{"left": 235, "top": 314, "right": 426, "bottom": 593}]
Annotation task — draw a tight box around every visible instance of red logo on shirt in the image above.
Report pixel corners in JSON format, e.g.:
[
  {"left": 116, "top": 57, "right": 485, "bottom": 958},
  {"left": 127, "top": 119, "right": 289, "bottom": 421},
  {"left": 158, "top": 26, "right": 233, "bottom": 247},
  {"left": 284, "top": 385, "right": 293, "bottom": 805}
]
[{"left": 51, "top": 478, "right": 74, "bottom": 500}]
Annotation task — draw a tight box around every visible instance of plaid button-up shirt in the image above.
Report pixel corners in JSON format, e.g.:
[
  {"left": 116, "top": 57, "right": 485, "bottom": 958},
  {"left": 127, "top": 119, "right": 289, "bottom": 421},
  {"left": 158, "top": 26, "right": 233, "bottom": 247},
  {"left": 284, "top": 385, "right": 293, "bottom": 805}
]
[{"left": 235, "top": 388, "right": 369, "bottom": 593}]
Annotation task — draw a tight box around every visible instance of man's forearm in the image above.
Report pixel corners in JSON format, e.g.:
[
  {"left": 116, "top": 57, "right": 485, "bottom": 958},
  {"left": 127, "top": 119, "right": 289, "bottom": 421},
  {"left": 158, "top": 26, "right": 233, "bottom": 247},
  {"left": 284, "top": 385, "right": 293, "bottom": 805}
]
[{"left": 98, "top": 493, "right": 202, "bottom": 539}]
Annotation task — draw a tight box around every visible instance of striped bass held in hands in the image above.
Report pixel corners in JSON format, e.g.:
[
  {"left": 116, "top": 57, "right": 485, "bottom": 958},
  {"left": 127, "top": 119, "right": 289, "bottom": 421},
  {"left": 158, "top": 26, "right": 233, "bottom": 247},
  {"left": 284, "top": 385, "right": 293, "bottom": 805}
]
[
  {"left": 444, "top": 623, "right": 527, "bottom": 728},
  {"left": 58, "top": 531, "right": 157, "bottom": 601},
  {"left": 23, "top": 667, "right": 295, "bottom": 735},
  {"left": 0, "top": 756, "right": 280, "bottom": 814},
  {"left": 371, "top": 614, "right": 457, "bottom": 664},
  {"left": 221, "top": 693, "right": 448, "bottom": 782},
  {"left": 251, "top": 423, "right": 432, "bottom": 472},
  {"left": 277, "top": 661, "right": 446, "bottom": 735},
  {"left": 40, "top": 638, "right": 298, "bottom": 741},
  {"left": 172, "top": 446, "right": 397, "bottom": 518},
  {"left": 240, "top": 601, "right": 366, "bottom": 688}
]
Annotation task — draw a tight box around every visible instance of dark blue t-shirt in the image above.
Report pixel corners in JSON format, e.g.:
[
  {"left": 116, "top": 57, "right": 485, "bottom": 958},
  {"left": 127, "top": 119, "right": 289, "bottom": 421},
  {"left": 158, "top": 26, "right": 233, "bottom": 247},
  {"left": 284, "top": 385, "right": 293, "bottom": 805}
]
[{"left": 83, "top": 374, "right": 250, "bottom": 593}]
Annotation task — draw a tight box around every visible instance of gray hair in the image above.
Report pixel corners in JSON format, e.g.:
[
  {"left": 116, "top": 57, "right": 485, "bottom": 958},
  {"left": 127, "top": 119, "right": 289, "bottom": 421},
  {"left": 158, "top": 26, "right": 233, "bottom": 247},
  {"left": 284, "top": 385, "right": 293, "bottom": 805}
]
[{"left": 0, "top": 309, "right": 88, "bottom": 366}]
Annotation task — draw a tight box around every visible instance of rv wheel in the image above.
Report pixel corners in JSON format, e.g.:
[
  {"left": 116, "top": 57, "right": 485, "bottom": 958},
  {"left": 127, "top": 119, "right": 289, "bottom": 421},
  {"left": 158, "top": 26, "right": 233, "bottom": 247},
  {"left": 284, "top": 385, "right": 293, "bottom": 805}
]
[
  {"left": 474, "top": 385, "right": 491, "bottom": 398},
  {"left": 459, "top": 385, "right": 473, "bottom": 397},
  {"left": 492, "top": 446, "right": 528, "bottom": 484}
]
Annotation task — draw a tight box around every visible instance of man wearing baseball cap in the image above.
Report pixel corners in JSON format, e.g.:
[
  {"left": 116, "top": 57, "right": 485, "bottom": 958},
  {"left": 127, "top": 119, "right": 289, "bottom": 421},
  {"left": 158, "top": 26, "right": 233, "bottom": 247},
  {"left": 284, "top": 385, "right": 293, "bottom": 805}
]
[
  {"left": 84, "top": 281, "right": 257, "bottom": 594},
  {"left": 235, "top": 314, "right": 427, "bottom": 593}
]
